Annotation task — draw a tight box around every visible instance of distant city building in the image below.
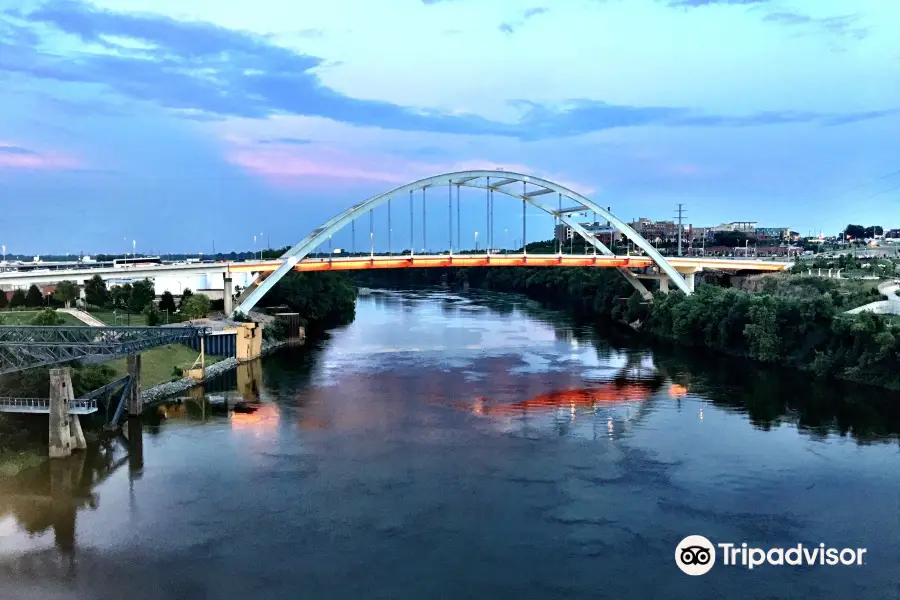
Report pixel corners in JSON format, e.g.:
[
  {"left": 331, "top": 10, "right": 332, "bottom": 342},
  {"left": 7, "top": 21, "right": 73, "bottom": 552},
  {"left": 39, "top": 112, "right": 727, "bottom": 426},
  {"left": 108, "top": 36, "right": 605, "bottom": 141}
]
[
  {"left": 886, "top": 228, "right": 900, "bottom": 240},
  {"left": 554, "top": 222, "right": 622, "bottom": 245},
  {"left": 711, "top": 221, "right": 758, "bottom": 235},
  {"left": 628, "top": 218, "right": 679, "bottom": 243},
  {"left": 754, "top": 227, "right": 791, "bottom": 242}
]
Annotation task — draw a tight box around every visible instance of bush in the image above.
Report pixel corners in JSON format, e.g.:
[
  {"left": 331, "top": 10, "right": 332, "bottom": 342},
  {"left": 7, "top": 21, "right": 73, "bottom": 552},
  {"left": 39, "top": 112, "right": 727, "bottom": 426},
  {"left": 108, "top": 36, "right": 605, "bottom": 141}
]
[
  {"left": 232, "top": 310, "right": 253, "bottom": 323},
  {"left": 29, "top": 309, "right": 65, "bottom": 326},
  {"left": 144, "top": 302, "right": 162, "bottom": 326},
  {"left": 263, "top": 319, "right": 289, "bottom": 341},
  {"left": 181, "top": 294, "right": 211, "bottom": 320}
]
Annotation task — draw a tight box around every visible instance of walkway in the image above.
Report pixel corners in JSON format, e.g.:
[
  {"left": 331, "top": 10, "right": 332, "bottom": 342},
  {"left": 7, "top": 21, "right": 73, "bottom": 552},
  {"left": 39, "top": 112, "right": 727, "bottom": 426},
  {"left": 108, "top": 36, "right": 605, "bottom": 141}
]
[
  {"left": 59, "top": 308, "right": 106, "bottom": 326},
  {"left": 845, "top": 281, "right": 900, "bottom": 315},
  {"left": 0, "top": 397, "right": 98, "bottom": 414}
]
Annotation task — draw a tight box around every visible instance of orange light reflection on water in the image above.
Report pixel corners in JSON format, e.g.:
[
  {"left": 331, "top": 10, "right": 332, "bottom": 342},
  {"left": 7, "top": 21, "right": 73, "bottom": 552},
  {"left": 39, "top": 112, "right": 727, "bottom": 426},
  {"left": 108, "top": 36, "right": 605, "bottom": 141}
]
[{"left": 458, "top": 383, "right": 653, "bottom": 418}]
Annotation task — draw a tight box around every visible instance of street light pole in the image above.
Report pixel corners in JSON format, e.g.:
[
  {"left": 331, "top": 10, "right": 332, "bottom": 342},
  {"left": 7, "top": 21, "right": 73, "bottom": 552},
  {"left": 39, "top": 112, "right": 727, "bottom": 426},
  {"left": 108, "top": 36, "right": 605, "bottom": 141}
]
[{"left": 475, "top": 232, "right": 479, "bottom": 252}]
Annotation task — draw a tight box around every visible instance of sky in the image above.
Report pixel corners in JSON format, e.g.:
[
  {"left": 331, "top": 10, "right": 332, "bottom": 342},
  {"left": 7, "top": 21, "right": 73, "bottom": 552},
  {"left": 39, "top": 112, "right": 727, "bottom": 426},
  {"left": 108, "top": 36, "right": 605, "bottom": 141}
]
[{"left": 0, "top": 0, "right": 898, "bottom": 255}]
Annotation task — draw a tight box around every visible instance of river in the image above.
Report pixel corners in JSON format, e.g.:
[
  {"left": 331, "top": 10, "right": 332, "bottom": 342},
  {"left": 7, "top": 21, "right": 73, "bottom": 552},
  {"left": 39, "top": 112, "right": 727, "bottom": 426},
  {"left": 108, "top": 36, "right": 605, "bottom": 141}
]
[{"left": 1, "top": 289, "right": 898, "bottom": 599}]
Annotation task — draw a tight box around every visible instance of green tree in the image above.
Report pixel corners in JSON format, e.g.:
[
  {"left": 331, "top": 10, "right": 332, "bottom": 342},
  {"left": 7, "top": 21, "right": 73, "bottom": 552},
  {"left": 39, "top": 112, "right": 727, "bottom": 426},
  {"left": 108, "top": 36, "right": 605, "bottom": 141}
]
[
  {"left": 25, "top": 284, "right": 43, "bottom": 307},
  {"left": 84, "top": 275, "right": 109, "bottom": 308},
  {"left": 54, "top": 280, "right": 79, "bottom": 308},
  {"left": 743, "top": 297, "right": 781, "bottom": 362},
  {"left": 30, "top": 308, "right": 65, "bottom": 325},
  {"left": 179, "top": 288, "right": 194, "bottom": 310},
  {"left": 128, "top": 279, "right": 155, "bottom": 313},
  {"left": 110, "top": 284, "right": 132, "bottom": 309},
  {"left": 159, "top": 290, "right": 177, "bottom": 314},
  {"left": 843, "top": 224, "right": 865, "bottom": 240},
  {"left": 0, "top": 290, "right": 7, "bottom": 309},
  {"left": 9, "top": 289, "right": 26, "bottom": 308},
  {"left": 143, "top": 302, "right": 162, "bottom": 326},
  {"left": 180, "top": 293, "right": 211, "bottom": 320}
]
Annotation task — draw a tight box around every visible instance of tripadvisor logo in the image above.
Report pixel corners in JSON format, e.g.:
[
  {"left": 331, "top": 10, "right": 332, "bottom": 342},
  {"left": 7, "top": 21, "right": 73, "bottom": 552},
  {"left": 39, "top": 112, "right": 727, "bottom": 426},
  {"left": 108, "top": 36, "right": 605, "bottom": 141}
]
[{"left": 675, "top": 536, "right": 867, "bottom": 575}]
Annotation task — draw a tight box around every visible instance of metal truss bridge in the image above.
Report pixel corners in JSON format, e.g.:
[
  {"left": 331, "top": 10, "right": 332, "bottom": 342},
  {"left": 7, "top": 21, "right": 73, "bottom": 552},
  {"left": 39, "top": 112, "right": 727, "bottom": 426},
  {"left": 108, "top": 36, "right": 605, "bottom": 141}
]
[
  {"left": 233, "top": 169, "right": 793, "bottom": 315},
  {"left": 0, "top": 325, "right": 208, "bottom": 375}
]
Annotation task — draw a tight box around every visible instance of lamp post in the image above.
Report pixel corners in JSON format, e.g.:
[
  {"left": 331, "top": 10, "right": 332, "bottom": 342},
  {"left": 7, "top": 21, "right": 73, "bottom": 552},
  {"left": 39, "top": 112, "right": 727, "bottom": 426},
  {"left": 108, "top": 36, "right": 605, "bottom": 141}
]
[
  {"left": 259, "top": 232, "right": 264, "bottom": 260},
  {"left": 474, "top": 232, "right": 479, "bottom": 252}
]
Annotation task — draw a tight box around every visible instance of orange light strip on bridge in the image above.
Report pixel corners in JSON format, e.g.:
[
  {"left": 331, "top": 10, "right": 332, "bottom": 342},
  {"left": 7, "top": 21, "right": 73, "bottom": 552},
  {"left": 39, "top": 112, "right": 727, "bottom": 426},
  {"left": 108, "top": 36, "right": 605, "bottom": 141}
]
[
  {"left": 226, "top": 255, "right": 791, "bottom": 274},
  {"left": 227, "top": 255, "right": 647, "bottom": 273}
]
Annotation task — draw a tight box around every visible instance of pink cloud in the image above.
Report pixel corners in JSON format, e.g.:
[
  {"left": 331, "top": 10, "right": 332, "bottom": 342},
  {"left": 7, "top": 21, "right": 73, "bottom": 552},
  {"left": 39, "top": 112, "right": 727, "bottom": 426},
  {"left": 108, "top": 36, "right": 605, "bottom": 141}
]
[
  {"left": 226, "top": 141, "right": 597, "bottom": 197},
  {"left": 0, "top": 143, "right": 82, "bottom": 170}
]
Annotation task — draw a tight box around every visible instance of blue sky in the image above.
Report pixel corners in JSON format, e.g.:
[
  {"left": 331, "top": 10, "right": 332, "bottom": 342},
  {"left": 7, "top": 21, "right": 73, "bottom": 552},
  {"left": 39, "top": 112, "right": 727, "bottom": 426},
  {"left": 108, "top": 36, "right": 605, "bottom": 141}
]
[{"left": 0, "top": 0, "right": 898, "bottom": 254}]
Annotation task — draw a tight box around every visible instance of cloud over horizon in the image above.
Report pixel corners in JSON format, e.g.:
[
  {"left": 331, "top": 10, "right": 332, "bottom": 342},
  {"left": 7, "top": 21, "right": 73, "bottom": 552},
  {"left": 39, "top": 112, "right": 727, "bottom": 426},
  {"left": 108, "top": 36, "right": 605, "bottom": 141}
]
[{"left": 0, "top": 0, "right": 897, "bottom": 252}]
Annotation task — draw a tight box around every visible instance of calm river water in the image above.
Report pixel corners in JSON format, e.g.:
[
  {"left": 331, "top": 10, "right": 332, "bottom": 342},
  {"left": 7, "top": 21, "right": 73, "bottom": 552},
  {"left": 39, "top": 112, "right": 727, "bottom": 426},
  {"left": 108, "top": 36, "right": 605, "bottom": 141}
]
[{"left": 1, "top": 289, "right": 898, "bottom": 599}]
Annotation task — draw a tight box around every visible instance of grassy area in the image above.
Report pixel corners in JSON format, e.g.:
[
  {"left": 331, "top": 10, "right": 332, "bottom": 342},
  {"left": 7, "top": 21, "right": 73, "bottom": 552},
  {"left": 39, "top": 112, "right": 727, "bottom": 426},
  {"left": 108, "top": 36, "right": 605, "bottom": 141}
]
[
  {"left": 86, "top": 308, "right": 149, "bottom": 326},
  {"left": 106, "top": 343, "right": 224, "bottom": 388},
  {"left": 0, "top": 310, "right": 82, "bottom": 325}
]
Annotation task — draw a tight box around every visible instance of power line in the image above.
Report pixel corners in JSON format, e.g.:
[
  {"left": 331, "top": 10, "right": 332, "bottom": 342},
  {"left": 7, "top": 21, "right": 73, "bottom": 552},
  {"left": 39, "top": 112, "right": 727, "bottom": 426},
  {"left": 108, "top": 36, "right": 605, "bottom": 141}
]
[
  {"left": 835, "top": 168, "right": 900, "bottom": 197},
  {"left": 859, "top": 180, "right": 900, "bottom": 201}
]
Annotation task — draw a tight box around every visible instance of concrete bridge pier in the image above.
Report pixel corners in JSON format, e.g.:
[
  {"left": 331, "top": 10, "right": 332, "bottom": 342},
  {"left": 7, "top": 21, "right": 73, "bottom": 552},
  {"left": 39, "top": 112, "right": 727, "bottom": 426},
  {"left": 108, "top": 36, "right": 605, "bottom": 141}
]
[
  {"left": 49, "top": 367, "right": 86, "bottom": 458},
  {"left": 658, "top": 271, "right": 695, "bottom": 294},
  {"left": 49, "top": 368, "right": 73, "bottom": 459},
  {"left": 126, "top": 354, "right": 142, "bottom": 416},
  {"left": 224, "top": 275, "right": 233, "bottom": 316}
]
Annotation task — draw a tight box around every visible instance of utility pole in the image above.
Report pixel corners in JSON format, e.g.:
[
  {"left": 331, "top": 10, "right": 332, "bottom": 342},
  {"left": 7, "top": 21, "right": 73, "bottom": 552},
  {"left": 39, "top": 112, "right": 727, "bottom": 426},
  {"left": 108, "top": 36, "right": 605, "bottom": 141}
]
[{"left": 675, "top": 203, "right": 686, "bottom": 257}]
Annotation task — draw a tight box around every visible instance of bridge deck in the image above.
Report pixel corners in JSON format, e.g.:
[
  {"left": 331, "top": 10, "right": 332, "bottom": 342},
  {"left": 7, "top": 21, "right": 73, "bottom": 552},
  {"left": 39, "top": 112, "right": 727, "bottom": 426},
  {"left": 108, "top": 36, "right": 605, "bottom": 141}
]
[{"left": 228, "top": 253, "right": 793, "bottom": 274}]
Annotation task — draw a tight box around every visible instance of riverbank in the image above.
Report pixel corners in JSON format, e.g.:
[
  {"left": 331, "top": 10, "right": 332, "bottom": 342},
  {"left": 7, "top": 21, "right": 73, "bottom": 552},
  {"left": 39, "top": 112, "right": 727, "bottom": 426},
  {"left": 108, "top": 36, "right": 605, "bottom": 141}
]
[
  {"left": 352, "top": 267, "right": 900, "bottom": 391},
  {"left": 140, "top": 338, "right": 288, "bottom": 403}
]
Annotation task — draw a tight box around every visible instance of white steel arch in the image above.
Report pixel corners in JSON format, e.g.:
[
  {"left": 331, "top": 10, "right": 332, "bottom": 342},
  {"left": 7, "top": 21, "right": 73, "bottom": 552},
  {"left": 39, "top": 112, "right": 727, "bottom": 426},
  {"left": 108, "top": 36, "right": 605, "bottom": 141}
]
[{"left": 233, "top": 170, "right": 692, "bottom": 315}]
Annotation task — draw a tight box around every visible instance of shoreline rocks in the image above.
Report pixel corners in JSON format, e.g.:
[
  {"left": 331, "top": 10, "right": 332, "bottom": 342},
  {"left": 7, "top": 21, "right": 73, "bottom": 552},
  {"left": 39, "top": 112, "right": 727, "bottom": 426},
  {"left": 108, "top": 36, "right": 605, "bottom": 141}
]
[{"left": 140, "top": 339, "right": 288, "bottom": 403}]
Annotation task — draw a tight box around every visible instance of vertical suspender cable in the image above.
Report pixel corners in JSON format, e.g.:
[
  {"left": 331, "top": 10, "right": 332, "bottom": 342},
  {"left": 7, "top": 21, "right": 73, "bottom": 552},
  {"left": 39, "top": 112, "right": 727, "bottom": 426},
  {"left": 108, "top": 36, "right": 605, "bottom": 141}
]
[
  {"left": 410, "top": 190, "right": 414, "bottom": 256},
  {"left": 457, "top": 184, "right": 461, "bottom": 252},
  {"left": 490, "top": 188, "right": 494, "bottom": 253},
  {"left": 486, "top": 177, "right": 490, "bottom": 254},
  {"left": 369, "top": 208, "right": 374, "bottom": 258},
  {"left": 448, "top": 179, "right": 453, "bottom": 254},
  {"left": 422, "top": 187, "right": 426, "bottom": 252},
  {"left": 388, "top": 197, "right": 392, "bottom": 256},
  {"left": 352, "top": 219, "right": 356, "bottom": 255},
  {"left": 556, "top": 193, "right": 561, "bottom": 255},
  {"left": 522, "top": 181, "right": 527, "bottom": 255}
]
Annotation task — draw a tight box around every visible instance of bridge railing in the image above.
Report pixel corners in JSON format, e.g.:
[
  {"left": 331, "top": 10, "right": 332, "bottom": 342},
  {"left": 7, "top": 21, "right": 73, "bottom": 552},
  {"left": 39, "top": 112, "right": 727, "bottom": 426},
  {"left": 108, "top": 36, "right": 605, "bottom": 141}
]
[{"left": 0, "top": 397, "right": 99, "bottom": 414}]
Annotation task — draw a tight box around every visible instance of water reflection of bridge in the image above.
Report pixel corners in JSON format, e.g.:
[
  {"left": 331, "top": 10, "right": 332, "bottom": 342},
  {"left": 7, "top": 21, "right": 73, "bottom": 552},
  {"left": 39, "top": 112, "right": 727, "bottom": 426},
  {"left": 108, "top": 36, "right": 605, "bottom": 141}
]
[{"left": 0, "top": 428, "right": 139, "bottom": 558}]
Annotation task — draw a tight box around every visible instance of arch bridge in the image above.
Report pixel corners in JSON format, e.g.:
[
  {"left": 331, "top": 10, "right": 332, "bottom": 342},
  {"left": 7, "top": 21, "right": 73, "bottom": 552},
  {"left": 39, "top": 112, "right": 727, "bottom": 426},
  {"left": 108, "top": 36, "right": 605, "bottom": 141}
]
[{"left": 233, "top": 170, "right": 787, "bottom": 315}]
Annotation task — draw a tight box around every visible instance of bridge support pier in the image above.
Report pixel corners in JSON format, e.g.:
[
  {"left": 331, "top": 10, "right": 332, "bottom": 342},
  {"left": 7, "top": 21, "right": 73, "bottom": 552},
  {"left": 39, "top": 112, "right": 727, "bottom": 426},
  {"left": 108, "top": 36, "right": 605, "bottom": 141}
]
[
  {"left": 684, "top": 272, "right": 696, "bottom": 292},
  {"left": 49, "top": 367, "right": 73, "bottom": 459},
  {"left": 659, "top": 277, "right": 669, "bottom": 294},
  {"left": 223, "top": 275, "right": 233, "bottom": 316},
  {"left": 70, "top": 412, "right": 86, "bottom": 451},
  {"left": 126, "top": 354, "right": 143, "bottom": 416}
]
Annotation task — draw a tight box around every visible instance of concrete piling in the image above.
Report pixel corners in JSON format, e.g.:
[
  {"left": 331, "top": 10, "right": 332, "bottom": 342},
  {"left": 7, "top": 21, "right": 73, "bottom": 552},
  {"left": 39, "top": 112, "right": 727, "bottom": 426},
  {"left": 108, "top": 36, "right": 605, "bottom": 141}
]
[
  {"left": 49, "top": 368, "right": 73, "bottom": 459},
  {"left": 126, "top": 354, "right": 142, "bottom": 416},
  {"left": 224, "top": 275, "right": 234, "bottom": 316}
]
